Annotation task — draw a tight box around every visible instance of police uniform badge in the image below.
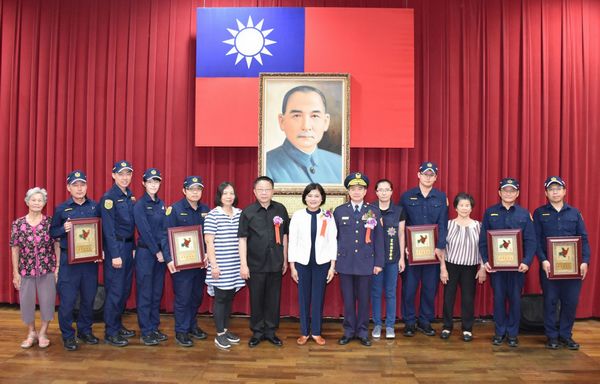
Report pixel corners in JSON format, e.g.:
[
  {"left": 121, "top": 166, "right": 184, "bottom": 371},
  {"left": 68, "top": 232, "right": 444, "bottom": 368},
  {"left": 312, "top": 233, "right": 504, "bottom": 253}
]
[
  {"left": 104, "top": 199, "right": 113, "bottom": 209},
  {"left": 75, "top": 172, "right": 81, "bottom": 177},
  {"left": 387, "top": 227, "right": 397, "bottom": 237},
  {"left": 151, "top": 170, "right": 157, "bottom": 175},
  {"left": 166, "top": 206, "right": 172, "bottom": 216},
  {"left": 193, "top": 177, "right": 198, "bottom": 182},
  {"left": 121, "top": 162, "right": 127, "bottom": 167}
]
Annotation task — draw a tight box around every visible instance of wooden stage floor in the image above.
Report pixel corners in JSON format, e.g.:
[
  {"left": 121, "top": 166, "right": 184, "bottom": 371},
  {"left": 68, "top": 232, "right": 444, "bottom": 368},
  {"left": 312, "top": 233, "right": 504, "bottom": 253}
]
[{"left": 0, "top": 305, "right": 599, "bottom": 383}]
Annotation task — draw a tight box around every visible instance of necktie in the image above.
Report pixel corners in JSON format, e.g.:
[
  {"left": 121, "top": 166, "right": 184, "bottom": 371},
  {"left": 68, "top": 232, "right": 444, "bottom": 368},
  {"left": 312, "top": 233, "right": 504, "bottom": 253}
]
[{"left": 354, "top": 205, "right": 360, "bottom": 219}]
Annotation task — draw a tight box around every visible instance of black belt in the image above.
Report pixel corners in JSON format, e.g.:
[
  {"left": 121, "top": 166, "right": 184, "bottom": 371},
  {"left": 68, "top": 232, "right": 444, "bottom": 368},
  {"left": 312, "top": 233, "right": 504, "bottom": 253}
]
[{"left": 116, "top": 237, "right": 134, "bottom": 242}]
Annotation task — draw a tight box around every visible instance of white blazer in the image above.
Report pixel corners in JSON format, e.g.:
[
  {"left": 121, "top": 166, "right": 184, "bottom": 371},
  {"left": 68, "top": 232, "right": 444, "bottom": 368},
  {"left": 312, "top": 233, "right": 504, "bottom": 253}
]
[{"left": 288, "top": 208, "right": 337, "bottom": 265}]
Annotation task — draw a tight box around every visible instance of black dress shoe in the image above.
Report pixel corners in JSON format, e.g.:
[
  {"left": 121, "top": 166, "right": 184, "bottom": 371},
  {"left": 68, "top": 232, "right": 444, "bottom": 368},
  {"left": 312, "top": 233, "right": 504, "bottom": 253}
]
[
  {"left": 507, "top": 336, "right": 519, "bottom": 347},
  {"left": 118, "top": 328, "right": 136, "bottom": 338},
  {"left": 140, "top": 334, "right": 159, "bottom": 346},
  {"left": 416, "top": 323, "right": 436, "bottom": 336},
  {"left": 403, "top": 325, "right": 416, "bottom": 337},
  {"left": 358, "top": 337, "right": 372, "bottom": 347},
  {"left": 152, "top": 330, "right": 168, "bottom": 342},
  {"left": 77, "top": 333, "right": 99, "bottom": 345},
  {"left": 63, "top": 338, "right": 78, "bottom": 351},
  {"left": 248, "top": 336, "right": 261, "bottom": 348},
  {"left": 104, "top": 334, "right": 128, "bottom": 347},
  {"left": 462, "top": 331, "right": 473, "bottom": 342},
  {"left": 264, "top": 335, "right": 283, "bottom": 346},
  {"left": 338, "top": 335, "right": 353, "bottom": 345},
  {"left": 546, "top": 338, "right": 559, "bottom": 350},
  {"left": 175, "top": 332, "right": 193, "bottom": 347},
  {"left": 189, "top": 327, "right": 207, "bottom": 340},
  {"left": 440, "top": 329, "right": 451, "bottom": 340},
  {"left": 492, "top": 334, "right": 505, "bottom": 345},
  {"left": 559, "top": 337, "right": 580, "bottom": 350}
]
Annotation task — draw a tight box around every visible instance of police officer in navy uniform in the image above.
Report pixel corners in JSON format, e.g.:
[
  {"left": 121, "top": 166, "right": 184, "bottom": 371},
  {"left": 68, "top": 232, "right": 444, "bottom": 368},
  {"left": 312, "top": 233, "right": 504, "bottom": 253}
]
[
  {"left": 334, "top": 172, "right": 384, "bottom": 347},
  {"left": 100, "top": 160, "right": 137, "bottom": 347},
  {"left": 400, "top": 162, "right": 448, "bottom": 337},
  {"left": 133, "top": 168, "right": 167, "bottom": 346},
  {"left": 50, "top": 171, "right": 100, "bottom": 351},
  {"left": 162, "top": 176, "right": 209, "bottom": 347},
  {"left": 479, "top": 177, "right": 536, "bottom": 347},
  {"left": 533, "top": 176, "right": 591, "bottom": 350}
]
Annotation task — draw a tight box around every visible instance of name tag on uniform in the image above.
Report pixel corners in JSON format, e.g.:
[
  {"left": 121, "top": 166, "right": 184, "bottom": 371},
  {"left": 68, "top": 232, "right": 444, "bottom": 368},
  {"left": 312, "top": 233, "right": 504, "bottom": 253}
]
[
  {"left": 409, "top": 197, "right": 418, "bottom": 200},
  {"left": 64, "top": 208, "right": 73, "bottom": 212},
  {"left": 542, "top": 213, "right": 550, "bottom": 216},
  {"left": 146, "top": 206, "right": 153, "bottom": 210},
  {"left": 490, "top": 213, "right": 498, "bottom": 216},
  {"left": 342, "top": 216, "right": 349, "bottom": 220},
  {"left": 117, "top": 199, "right": 124, "bottom": 202},
  {"left": 180, "top": 212, "right": 188, "bottom": 216}
]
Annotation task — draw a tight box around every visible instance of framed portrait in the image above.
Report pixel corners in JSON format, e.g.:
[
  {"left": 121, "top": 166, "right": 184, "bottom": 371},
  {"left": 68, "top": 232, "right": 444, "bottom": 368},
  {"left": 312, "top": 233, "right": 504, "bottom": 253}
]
[
  {"left": 167, "top": 225, "right": 206, "bottom": 270},
  {"left": 67, "top": 218, "right": 103, "bottom": 264},
  {"left": 259, "top": 73, "right": 350, "bottom": 194},
  {"left": 546, "top": 236, "right": 582, "bottom": 280},
  {"left": 406, "top": 225, "right": 439, "bottom": 265},
  {"left": 487, "top": 229, "right": 522, "bottom": 271}
]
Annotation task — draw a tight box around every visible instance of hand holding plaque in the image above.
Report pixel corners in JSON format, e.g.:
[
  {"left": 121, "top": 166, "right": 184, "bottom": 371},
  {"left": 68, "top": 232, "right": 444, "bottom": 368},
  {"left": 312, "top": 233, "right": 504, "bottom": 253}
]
[
  {"left": 68, "top": 218, "right": 103, "bottom": 264},
  {"left": 168, "top": 225, "right": 205, "bottom": 270}
]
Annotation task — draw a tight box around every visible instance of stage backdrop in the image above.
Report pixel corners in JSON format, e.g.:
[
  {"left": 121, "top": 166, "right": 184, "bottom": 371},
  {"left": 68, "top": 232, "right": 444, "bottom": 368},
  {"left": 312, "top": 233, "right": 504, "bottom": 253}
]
[{"left": 1, "top": 0, "right": 599, "bottom": 318}]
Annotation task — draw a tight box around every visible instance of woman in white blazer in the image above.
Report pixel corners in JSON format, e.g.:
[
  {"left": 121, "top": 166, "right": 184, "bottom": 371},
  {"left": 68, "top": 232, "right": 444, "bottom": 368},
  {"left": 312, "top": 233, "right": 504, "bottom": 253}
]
[{"left": 289, "top": 183, "right": 337, "bottom": 346}]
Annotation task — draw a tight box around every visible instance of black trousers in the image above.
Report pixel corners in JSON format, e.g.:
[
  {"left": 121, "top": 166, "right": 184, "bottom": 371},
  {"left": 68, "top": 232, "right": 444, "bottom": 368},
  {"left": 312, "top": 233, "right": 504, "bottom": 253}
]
[
  {"left": 442, "top": 262, "right": 478, "bottom": 332},
  {"left": 213, "top": 287, "right": 236, "bottom": 333},
  {"left": 248, "top": 271, "right": 282, "bottom": 338}
]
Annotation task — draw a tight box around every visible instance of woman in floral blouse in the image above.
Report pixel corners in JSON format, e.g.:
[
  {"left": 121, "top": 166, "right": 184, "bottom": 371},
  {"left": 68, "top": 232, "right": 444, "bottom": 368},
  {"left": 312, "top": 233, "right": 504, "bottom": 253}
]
[{"left": 10, "top": 187, "right": 59, "bottom": 348}]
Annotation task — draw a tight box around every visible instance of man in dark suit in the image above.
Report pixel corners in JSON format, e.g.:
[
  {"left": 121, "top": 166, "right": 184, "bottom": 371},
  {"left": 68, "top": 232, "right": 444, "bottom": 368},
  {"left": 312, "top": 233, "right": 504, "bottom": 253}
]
[
  {"left": 238, "top": 176, "right": 289, "bottom": 348},
  {"left": 334, "top": 172, "right": 384, "bottom": 346}
]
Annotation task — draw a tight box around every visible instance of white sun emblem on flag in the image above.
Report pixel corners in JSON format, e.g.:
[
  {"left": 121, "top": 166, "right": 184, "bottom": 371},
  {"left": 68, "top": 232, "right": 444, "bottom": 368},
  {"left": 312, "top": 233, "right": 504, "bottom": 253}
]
[{"left": 223, "top": 16, "right": 276, "bottom": 69}]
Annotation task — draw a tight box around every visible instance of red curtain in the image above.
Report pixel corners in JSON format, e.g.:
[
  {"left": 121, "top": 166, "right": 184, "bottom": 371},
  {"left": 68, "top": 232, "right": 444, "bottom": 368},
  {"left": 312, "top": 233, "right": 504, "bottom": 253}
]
[{"left": 1, "top": 0, "right": 599, "bottom": 318}]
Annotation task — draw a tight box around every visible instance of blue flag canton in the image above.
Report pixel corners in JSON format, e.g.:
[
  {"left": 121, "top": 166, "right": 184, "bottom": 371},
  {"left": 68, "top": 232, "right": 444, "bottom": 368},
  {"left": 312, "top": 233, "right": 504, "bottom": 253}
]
[{"left": 196, "top": 8, "right": 305, "bottom": 78}]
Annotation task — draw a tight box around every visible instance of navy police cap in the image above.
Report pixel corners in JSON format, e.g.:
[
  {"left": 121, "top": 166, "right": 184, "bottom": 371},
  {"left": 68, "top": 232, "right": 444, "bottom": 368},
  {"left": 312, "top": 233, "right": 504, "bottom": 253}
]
[
  {"left": 544, "top": 176, "right": 565, "bottom": 189},
  {"left": 499, "top": 177, "right": 520, "bottom": 190},
  {"left": 419, "top": 161, "right": 438, "bottom": 174},
  {"left": 66, "top": 170, "right": 87, "bottom": 184},
  {"left": 112, "top": 160, "right": 133, "bottom": 173},
  {"left": 344, "top": 172, "right": 369, "bottom": 189},
  {"left": 184, "top": 176, "right": 204, "bottom": 189},
  {"left": 143, "top": 168, "right": 162, "bottom": 181}
]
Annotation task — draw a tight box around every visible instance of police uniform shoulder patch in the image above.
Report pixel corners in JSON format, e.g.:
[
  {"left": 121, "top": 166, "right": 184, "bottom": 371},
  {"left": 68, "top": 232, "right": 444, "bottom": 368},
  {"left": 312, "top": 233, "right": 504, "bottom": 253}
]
[
  {"left": 165, "top": 206, "right": 172, "bottom": 216},
  {"left": 104, "top": 199, "right": 113, "bottom": 210}
]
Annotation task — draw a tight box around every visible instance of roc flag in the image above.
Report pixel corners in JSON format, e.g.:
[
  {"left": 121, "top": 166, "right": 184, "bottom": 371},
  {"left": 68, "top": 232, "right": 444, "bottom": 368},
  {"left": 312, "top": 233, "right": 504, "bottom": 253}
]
[{"left": 195, "top": 7, "right": 414, "bottom": 148}]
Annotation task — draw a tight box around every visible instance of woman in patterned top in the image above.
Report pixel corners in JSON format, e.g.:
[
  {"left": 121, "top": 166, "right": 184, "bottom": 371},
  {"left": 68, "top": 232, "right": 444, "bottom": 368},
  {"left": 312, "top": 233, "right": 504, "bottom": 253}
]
[
  {"left": 439, "top": 192, "right": 486, "bottom": 342},
  {"left": 10, "top": 187, "right": 59, "bottom": 348},
  {"left": 204, "top": 182, "right": 246, "bottom": 350}
]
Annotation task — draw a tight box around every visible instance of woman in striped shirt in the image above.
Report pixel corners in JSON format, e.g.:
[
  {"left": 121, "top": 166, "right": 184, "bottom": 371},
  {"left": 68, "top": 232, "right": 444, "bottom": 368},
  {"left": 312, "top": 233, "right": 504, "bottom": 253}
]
[
  {"left": 204, "top": 182, "right": 246, "bottom": 350},
  {"left": 439, "top": 193, "right": 487, "bottom": 342}
]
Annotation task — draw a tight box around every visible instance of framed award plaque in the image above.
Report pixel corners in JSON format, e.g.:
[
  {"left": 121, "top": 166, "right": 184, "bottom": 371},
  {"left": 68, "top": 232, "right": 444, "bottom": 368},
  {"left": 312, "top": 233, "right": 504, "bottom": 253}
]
[
  {"left": 406, "top": 225, "right": 439, "bottom": 265},
  {"left": 67, "top": 218, "right": 103, "bottom": 264},
  {"left": 546, "top": 236, "right": 582, "bottom": 280},
  {"left": 487, "top": 229, "right": 522, "bottom": 271},
  {"left": 168, "top": 225, "right": 205, "bottom": 270}
]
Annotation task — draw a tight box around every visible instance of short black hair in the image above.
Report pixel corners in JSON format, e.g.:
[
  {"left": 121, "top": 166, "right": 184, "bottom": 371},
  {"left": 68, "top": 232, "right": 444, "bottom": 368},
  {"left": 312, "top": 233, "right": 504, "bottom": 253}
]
[
  {"left": 453, "top": 192, "right": 475, "bottom": 209},
  {"left": 375, "top": 179, "right": 394, "bottom": 191},
  {"left": 301, "top": 183, "right": 326, "bottom": 206},
  {"left": 253, "top": 176, "right": 274, "bottom": 189},
  {"left": 215, "top": 181, "right": 238, "bottom": 207},
  {"left": 281, "top": 85, "right": 328, "bottom": 114}
]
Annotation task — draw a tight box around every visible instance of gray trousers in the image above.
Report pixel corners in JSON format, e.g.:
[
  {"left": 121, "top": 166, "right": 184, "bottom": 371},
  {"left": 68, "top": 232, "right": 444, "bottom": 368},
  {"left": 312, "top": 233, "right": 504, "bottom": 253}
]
[{"left": 19, "top": 273, "right": 56, "bottom": 324}]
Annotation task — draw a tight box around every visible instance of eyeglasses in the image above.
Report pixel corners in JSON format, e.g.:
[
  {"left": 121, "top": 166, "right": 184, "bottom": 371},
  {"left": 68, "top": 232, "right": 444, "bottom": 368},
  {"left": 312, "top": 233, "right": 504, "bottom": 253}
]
[{"left": 376, "top": 189, "right": 392, "bottom": 193}]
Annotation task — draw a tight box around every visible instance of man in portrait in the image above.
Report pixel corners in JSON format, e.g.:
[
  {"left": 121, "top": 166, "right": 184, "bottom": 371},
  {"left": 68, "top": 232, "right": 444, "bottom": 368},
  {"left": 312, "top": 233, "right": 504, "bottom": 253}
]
[{"left": 266, "top": 85, "right": 342, "bottom": 184}]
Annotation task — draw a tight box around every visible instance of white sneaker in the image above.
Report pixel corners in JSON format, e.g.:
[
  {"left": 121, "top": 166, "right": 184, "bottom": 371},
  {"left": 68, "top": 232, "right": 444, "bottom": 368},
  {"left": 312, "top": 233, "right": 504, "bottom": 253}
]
[
  {"left": 385, "top": 327, "right": 395, "bottom": 339},
  {"left": 372, "top": 325, "right": 382, "bottom": 338}
]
